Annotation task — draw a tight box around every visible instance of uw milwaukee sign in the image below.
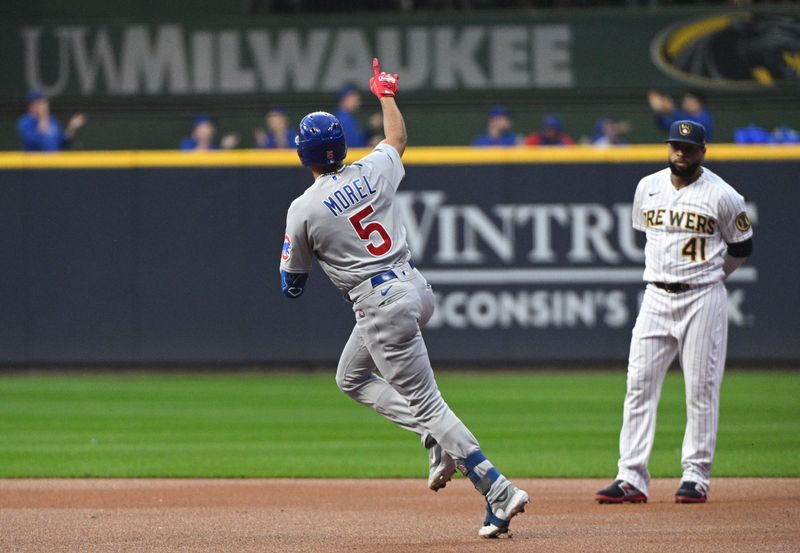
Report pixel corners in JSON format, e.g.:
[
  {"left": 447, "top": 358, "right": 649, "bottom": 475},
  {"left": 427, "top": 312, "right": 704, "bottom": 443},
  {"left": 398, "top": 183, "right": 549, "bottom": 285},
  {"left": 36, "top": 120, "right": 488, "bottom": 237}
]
[
  {"left": 21, "top": 24, "right": 573, "bottom": 96},
  {"left": 5, "top": 9, "right": 797, "bottom": 102}
]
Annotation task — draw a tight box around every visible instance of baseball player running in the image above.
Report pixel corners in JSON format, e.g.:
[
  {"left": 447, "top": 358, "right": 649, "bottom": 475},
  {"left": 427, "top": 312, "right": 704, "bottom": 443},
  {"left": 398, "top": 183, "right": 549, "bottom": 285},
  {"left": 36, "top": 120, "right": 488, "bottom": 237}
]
[
  {"left": 279, "top": 58, "right": 529, "bottom": 538},
  {"left": 596, "top": 120, "right": 753, "bottom": 504}
]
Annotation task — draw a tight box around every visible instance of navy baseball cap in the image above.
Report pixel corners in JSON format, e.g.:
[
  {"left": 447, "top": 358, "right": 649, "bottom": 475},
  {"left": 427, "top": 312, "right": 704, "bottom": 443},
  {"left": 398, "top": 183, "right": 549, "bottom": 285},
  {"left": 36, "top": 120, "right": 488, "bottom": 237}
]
[
  {"left": 192, "top": 114, "right": 213, "bottom": 128},
  {"left": 26, "top": 90, "right": 45, "bottom": 102},
  {"left": 337, "top": 85, "right": 359, "bottom": 102},
  {"left": 666, "top": 120, "right": 706, "bottom": 146},
  {"left": 488, "top": 105, "right": 509, "bottom": 118},
  {"left": 542, "top": 115, "right": 563, "bottom": 131}
]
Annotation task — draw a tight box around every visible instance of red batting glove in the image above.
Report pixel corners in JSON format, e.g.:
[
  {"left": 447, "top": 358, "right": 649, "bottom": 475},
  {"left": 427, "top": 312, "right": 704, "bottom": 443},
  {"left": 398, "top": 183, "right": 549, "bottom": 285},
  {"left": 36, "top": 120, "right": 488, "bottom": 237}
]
[{"left": 369, "top": 58, "right": 399, "bottom": 99}]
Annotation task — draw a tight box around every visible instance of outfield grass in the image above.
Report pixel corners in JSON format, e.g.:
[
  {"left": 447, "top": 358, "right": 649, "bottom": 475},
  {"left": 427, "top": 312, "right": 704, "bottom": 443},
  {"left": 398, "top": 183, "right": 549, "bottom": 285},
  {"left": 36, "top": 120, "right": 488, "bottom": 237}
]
[{"left": 0, "top": 371, "right": 797, "bottom": 478}]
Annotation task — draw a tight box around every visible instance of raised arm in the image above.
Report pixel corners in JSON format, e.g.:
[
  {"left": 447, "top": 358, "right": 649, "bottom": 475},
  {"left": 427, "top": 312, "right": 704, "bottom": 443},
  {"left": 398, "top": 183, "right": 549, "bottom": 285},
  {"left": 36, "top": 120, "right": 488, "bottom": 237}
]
[{"left": 369, "top": 58, "right": 406, "bottom": 157}]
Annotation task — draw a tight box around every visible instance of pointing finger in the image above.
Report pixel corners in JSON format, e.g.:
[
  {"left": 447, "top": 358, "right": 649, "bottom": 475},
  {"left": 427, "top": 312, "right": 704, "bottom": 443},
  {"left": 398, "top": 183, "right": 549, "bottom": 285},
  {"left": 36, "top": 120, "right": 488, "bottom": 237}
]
[{"left": 373, "top": 58, "right": 380, "bottom": 77}]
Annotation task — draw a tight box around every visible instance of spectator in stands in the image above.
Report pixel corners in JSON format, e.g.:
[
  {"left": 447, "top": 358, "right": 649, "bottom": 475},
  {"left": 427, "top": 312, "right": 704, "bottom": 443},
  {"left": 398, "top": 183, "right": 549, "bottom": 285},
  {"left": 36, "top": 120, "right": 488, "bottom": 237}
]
[
  {"left": 334, "top": 85, "right": 366, "bottom": 147},
  {"left": 772, "top": 126, "right": 800, "bottom": 144},
  {"left": 180, "top": 115, "right": 239, "bottom": 151},
  {"left": 734, "top": 124, "right": 800, "bottom": 144},
  {"left": 648, "top": 89, "right": 714, "bottom": 141},
  {"left": 525, "top": 114, "right": 575, "bottom": 146},
  {"left": 254, "top": 106, "right": 297, "bottom": 148},
  {"left": 734, "top": 124, "right": 771, "bottom": 144},
  {"left": 17, "top": 90, "right": 87, "bottom": 151},
  {"left": 473, "top": 106, "right": 519, "bottom": 146},
  {"left": 592, "top": 117, "right": 632, "bottom": 147}
]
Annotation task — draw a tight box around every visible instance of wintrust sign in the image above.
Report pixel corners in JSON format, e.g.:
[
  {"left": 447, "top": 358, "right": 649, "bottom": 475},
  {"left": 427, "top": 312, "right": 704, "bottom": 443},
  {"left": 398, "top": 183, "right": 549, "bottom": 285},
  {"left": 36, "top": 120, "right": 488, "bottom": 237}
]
[{"left": 396, "top": 191, "right": 758, "bottom": 330}]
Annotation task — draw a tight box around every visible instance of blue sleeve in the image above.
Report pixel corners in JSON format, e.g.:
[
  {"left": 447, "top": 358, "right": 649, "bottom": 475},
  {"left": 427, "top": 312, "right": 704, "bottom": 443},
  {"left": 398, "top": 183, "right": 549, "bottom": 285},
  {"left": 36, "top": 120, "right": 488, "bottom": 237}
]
[
  {"left": 17, "top": 115, "right": 43, "bottom": 151},
  {"left": 281, "top": 270, "right": 308, "bottom": 298},
  {"left": 655, "top": 111, "right": 677, "bottom": 131},
  {"left": 337, "top": 111, "right": 366, "bottom": 148},
  {"left": 696, "top": 111, "right": 713, "bottom": 141}
]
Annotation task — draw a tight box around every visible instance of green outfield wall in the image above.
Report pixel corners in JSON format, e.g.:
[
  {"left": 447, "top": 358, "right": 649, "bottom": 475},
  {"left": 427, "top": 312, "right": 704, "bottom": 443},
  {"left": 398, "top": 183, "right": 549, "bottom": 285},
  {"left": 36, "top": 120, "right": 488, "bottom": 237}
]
[{"left": 0, "top": 7, "right": 797, "bottom": 149}]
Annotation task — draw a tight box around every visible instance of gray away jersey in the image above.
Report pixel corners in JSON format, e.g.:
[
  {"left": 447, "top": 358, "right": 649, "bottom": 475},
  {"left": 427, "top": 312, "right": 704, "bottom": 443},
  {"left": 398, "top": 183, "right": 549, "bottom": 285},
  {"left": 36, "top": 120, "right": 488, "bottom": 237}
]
[
  {"left": 633, "top": 166, "right": 753, "bottom": 285},
  {"left": 280, "top": 143, "right": 411, "bottom": 293}
]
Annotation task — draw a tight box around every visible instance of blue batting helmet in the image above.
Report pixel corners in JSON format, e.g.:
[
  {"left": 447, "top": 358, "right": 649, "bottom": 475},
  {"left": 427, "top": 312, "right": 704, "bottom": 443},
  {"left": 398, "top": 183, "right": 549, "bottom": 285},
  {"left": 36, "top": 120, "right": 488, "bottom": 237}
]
[{"left": 295, "top": 111, "right": 347, "bottom": 167}]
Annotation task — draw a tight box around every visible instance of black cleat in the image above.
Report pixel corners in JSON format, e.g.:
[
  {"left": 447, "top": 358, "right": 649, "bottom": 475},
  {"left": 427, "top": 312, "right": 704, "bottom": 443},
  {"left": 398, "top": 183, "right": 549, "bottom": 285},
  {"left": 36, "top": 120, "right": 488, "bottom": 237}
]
[
  {"left": 595, "top": 479, "right": 647, "bottom": 504},
  {"left": 675, "top": 481, "right": 708, "bottom": 503}
]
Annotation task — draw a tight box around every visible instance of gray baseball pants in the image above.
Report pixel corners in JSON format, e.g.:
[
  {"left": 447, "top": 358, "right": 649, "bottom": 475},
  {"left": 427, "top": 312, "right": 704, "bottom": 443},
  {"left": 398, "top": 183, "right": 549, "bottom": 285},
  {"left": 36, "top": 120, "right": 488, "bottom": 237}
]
[{"left": 336, "top": 263, "right": 481, "bottom": 460}]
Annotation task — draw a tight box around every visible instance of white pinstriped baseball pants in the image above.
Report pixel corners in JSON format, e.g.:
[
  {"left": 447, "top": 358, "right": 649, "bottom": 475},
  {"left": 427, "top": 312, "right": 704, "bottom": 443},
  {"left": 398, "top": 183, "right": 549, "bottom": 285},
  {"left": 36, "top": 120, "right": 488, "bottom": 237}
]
[{"left": 617, "top": 281, "right": 728, "bottom": 496}]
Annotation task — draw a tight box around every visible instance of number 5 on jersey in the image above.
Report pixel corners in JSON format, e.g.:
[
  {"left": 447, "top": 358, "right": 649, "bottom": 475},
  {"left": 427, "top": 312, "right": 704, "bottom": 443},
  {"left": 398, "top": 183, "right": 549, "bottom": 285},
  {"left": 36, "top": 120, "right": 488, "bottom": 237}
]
[{"left": 349, "top": 204, "right": 393, "bottom": 256}]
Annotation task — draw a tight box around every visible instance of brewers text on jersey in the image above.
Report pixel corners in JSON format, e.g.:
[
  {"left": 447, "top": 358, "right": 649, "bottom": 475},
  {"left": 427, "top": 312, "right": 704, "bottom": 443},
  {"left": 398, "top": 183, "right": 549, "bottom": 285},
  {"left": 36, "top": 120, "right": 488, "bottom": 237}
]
[{"left": 642, "top": 209, "right": 717, "bottom": 235}]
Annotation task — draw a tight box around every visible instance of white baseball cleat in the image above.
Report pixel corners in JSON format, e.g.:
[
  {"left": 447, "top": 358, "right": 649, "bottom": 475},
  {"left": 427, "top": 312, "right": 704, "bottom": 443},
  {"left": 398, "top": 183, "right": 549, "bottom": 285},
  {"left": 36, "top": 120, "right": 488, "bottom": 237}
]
[
  {"left": 427, "top": 445, "right": 456, "bottom": 491},
  {"left": 478, "top": 484, "right": 529, "bottom": 539}
]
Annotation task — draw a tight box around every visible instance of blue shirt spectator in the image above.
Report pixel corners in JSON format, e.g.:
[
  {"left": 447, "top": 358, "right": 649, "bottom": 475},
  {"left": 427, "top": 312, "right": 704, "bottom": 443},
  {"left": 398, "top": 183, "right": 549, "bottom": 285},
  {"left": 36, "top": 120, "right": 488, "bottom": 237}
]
[
  {"left": 335, "top": 86, "right": 366, "bottom": 148},
  {"left": 649, "top": 90, "right": 714, "bottom": 141},
  {"left": 180, "top": 114, "right": 239, "bottom": 151},
  {"left": 473, "top": 106, "right": 518, "bottom": 146},
  {"left": 179, "top": 136, "right": 218, "bottom": 151},
  {"left": 525, "top": 115, "right": 575, "bottom": 146},
  {"left": 473, "top": 133, "right": 517, "bottom": 147},
  {"left": 592, "top": 118, "right": 632, "bottom": 147},
  {"left": 17, "top": 91, "right": 86, "bottom": 151},
  {"left": 254, "top": 107, "right": 297, "bottom": 149},
  {"left": 17, "top": 113, "right": 65, "bottom": 151},
  {"left": 735, "top": 124, "right": 800, "bottom": 144},
  {"left": 260, "top": 130, "right": 297, "bottom": 149}
]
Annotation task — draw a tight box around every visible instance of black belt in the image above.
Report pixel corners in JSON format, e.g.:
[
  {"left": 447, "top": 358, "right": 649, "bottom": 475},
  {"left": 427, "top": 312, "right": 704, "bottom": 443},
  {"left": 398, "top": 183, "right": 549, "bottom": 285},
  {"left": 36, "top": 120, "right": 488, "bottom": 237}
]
[
  {"left": 651, "top": 282, "right": 691, "bottom": 294},
  {"left": 370, "top": 260, "right": 416, "bottom": 288}
]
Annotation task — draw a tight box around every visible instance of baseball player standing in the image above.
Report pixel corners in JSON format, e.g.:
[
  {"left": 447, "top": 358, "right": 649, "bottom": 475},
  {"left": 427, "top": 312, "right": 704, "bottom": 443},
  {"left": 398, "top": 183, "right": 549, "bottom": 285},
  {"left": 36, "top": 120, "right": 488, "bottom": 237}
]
[
  {"left": 279, "top": 58, "right": 529, "bottom": 538},
  {"left": 596, "top": 120, "right": 753, "bottom": 504}
]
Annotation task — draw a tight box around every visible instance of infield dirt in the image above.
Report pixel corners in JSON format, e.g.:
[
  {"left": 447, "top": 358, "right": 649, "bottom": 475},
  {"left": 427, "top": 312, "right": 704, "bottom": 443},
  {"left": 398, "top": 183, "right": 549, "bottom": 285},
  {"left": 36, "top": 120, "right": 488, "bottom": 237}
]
[{"left": 1, "top": 478, "right": 797, "bottom": 552}]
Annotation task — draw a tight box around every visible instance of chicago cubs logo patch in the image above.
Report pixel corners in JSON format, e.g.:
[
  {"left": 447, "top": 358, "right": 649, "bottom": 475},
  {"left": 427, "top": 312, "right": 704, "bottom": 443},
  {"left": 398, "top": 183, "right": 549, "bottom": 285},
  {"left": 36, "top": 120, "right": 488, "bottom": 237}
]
[
  {"left": 735, "top": 212, "right": 751, "bottom": 232},
  {"left": 679, "top": 122, "right": 692, "bottom": 136},
  {"left": 281, "top": 234, "right": 292, "bottom": 261}
]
